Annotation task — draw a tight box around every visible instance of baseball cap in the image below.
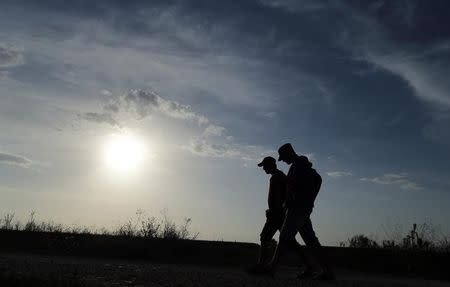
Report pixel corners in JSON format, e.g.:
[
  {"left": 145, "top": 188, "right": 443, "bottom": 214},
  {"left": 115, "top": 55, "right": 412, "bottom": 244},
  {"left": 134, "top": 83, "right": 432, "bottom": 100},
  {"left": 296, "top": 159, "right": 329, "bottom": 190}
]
[
  {"left": 257, "top": 156, "right": 276, "bottom": 167},
  {"left": 278, "top": 143, "right": 295, "bottom": 161}
]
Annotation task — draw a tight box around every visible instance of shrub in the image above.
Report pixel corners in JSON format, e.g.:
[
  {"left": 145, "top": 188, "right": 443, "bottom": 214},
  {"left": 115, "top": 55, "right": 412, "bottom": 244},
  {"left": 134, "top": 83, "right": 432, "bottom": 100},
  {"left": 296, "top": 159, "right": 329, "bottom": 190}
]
[
  {"left": 113, "top": 210, "right": 198, "bottom": 240},
  {"left": 347, "top": 234, "right": 379, "bottom": 248},
  {"left": 1, "top": 213, "right": 15, "bottom": 230},
  {"left": 0, "top": 210, "right": 199, "bottom": 241},
  {"left": 140, "top": 216, "right": 161, "bottom": 239},
  {"left": 346, "top": 223, "right": 448, "bottom": 252},
  {"left": 24, "top": 211, "right": 38, "bottom": 232}
]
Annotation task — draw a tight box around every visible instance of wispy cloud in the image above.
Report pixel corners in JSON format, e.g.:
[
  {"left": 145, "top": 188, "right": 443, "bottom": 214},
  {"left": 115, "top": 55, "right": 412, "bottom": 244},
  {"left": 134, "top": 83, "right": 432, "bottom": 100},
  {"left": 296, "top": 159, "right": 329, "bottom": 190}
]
[
  {"left": 364, "top": 49, "right": 450, "bottom": 109},
  {"left": 187, "top": 120, "right": 270, "bottom": 162},
  {"left": 360, "top": 173, "right": 422, "bottom": 191},
  {"left": 78, "top": 112, "right": 121, "bottom": 128},
  {"left": 335, "top": 3, "right": 450, "bottom": 144},
  {"left": 121, "top": 89, "right": 209, "bottom": 125},
  {"left": 0, "top": 152, "right": 32, "bottom": 168},
  {"left": 202, "top": 124, "right": 226, "bottom": 137},
  {"left": 80, "top": 89, "right": 209, "bottom": 127},
  {"left": 304, "top": 153, "right": 316, "bottom": 161},
  {"left": 0, "top": 44, "right": 23, "bottom": 68},
  {"left": 334, "top": 1, "right": 450, "bottom": 109},
  {"left": 327, "top": 171, "right": 353, "bottom": 178},
  {"left": 259, "top": 0, "right": 328, "bottom": 13},
  {"left": 186, "top": 137, "right": 271, "bottom": 163}
]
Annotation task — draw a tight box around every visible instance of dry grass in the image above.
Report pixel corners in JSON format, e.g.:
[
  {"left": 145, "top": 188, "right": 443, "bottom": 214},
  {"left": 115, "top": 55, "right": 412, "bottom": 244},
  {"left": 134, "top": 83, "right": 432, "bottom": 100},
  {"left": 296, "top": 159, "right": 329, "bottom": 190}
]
[{"left": 0, "top": 210, "right": 198, "bottom": 240}]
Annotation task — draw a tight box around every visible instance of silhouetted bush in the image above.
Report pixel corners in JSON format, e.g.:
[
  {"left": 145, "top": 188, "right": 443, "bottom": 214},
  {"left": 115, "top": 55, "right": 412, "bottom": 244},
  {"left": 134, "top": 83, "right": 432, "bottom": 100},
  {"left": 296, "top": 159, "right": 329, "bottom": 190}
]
[
  {"left": 1, "top": 210, "right": 198, "bottom": 240},
  {"left": 0, "top": 213, "right": 16, "bottom": 230},
  {"left": 346, "top": 234, "right": 379, "bottom": 248},
  {"left": 114, "top": 209, "right": 198, "bottom": 240},
  {"left": 438, "top": 236, "right": 450, "bottom": 254},
  {"left": 344, "top": 223, "right": 448, "bottom": 253}
]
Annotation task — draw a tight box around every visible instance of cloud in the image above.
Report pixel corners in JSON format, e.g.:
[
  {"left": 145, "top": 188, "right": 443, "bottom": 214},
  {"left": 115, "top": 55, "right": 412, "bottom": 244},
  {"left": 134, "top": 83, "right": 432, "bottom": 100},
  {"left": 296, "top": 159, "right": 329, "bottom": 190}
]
[
  {"left": 100, "top": 89, "right": 112, "bottom": 97},
  {"left": 187, "top": 138, "right": 240, "bottom": 159},
  {"left": 333, "top": 1, "right": 450, "bottom": 110},
  {"left": 186, "top": 137, "right": 271, "bottom": 163},
  {"left": 335, "top": 3, "right": 450, "bottom": 143},
  {"left": 0, "top": 70, "right": 10, "bottom": 79},
  {"left": 77, "top": 112, "right": 121, "bottom": 128},
  {"left": 360, "top": 173, "right": 422, "bottom": 191},
  {"left": 358, "top": 43, "right": 450, "bottom": 143},
  {"left": 187, "top": 122, "right": 268, "bottom": 162},
  {"left": 186, "top": 122, "right": 270, "bottom": 162},
  {"left": 0, "top": 44, "right": 23, "bottom": 68},
  {"left": 422, "top": 112, "right": 450, "bottom": 143},
  {"left": 327, "top": 171, "right": 353, "bottom": 178},
  {"left": 263, "top": 111, "right": 277, "bottom": 119},
  {"left": 259, "top": 0, "right": 328, "bottom": 13},
  {"left": 129, "top": 89, "right": 208, "bottom": 126},
  {"left": 80, "top": 89, "right": 209, "bottom": 127},
  {"left": 364, "top": 49, "right": 450, "bottom": 109},
  {"left": 304, "top": 153, "right": 316, "bottom": 161},
  {"left": 202, "top": 124, "right": 226, "bottom": 137},
  {"left": 0, "top": 152, "right": 32, "bottom": 167},
  {"left": 79, "top": 89, "right": 269, "bottom": 163}
]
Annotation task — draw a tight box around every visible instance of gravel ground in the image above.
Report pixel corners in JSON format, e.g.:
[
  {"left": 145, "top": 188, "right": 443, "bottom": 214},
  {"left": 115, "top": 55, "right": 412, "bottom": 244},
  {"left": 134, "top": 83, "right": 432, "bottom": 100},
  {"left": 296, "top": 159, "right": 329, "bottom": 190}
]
[{"left": 0, "top": 253, "right": 448, "bottom": 287}]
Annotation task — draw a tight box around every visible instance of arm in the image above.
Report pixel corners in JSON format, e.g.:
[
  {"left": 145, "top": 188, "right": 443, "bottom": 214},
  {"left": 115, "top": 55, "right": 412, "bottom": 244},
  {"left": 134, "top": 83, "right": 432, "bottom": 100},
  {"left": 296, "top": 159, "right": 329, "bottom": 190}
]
[{"left": 268, "top": 176, "right": 286, "bottom": 212}]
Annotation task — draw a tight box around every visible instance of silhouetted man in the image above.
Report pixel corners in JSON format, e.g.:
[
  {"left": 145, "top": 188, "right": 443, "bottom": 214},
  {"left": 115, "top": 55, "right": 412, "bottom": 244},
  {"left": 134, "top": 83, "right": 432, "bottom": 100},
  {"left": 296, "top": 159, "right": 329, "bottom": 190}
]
[
  {"left": 247, "top": 156, "right": 287, "bottom": 272},
  {"left": 267, "top": 143, "right": 334, "bottom": 280}
]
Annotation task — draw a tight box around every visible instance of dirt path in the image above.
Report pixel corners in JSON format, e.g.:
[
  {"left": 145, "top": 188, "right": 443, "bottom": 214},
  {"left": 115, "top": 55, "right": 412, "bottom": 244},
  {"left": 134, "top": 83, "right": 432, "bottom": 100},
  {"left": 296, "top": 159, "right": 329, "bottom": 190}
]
[{"left": 1, "top": 253, "right": 449, "bottom": 287}]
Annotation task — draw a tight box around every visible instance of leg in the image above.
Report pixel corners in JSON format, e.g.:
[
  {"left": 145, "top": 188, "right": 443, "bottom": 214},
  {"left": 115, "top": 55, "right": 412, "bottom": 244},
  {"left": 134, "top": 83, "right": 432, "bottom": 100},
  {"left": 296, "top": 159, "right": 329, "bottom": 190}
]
[
  {"left": 268, "top": 208, "right": 308, "bottom": 272},
  {"left": 258, "top": 217, "right": 279, "bottom": 265},
  {"left": 299, "top": 217, "right": 335, "bottom": 279}
]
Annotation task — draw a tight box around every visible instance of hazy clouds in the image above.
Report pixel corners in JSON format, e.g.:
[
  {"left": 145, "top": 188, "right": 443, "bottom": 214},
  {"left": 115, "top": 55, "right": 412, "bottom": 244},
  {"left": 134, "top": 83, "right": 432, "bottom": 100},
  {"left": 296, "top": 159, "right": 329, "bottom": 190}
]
[
  {"left": 0, "top": 44, "right": 23, "bottom": 68},
  {"left": 360, "top": 173, "right": 422, "bottom": 192},
  {"left": 0, "top": 152, "right": 32, "bottom": 168}
]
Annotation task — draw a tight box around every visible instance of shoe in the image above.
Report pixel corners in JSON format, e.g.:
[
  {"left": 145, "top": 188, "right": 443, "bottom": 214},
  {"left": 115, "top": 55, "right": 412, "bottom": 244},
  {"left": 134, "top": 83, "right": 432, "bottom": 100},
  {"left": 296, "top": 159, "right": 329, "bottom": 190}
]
[
  {"left": 245, "top": 264, "right": 275, "bottom": 277},
  {"left": 310, "top": 269, "right": 336, "bottom": 280}
]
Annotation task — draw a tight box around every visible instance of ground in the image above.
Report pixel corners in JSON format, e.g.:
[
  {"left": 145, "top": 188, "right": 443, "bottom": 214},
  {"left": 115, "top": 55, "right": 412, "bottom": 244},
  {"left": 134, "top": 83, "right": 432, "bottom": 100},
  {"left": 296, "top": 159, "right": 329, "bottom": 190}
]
[{"left": 0, "top": 253, "right": 448, "bottom": 287}]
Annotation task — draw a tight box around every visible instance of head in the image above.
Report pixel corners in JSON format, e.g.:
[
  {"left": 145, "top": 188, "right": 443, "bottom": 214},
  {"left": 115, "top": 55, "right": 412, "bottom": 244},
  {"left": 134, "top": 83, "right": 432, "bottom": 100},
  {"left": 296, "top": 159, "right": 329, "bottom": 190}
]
[
  {"left": 278, "top": 143, "right": 297, "bottom": 164},
  {"left": 257, "top": 156, "right": 277, "bottom": 174}
]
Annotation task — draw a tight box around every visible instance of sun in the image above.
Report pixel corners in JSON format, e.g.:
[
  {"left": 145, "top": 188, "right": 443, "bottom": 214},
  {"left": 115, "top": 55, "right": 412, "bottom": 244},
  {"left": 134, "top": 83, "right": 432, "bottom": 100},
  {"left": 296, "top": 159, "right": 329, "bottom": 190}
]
[{"left": 103, "top": 133, "right": 147, "bottom": 173}]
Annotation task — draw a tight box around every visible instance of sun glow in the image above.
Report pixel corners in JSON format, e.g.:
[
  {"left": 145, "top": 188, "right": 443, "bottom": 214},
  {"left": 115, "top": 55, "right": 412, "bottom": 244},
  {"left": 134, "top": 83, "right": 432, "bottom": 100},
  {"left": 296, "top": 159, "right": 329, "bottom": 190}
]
[{"left": 103, "top": 133, "right": 147, "bottom": 173}]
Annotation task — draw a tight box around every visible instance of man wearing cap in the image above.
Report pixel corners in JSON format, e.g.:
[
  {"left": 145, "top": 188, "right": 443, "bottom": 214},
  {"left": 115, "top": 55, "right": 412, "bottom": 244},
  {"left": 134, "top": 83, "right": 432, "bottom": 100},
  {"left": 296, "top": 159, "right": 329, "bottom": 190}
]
[
  {"left": 247, "top": 156, "right": 287, "bottom": 271},
  {"left": 267, "top": 143, "right": 335, "bottom": 280}
]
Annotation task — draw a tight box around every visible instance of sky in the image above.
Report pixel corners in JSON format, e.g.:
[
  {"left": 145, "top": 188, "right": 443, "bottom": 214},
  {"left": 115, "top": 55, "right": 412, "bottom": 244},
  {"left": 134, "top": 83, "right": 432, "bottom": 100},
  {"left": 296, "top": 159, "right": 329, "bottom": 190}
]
[{"left": 1, "top": 0, "right": 450, "bottom": 245}]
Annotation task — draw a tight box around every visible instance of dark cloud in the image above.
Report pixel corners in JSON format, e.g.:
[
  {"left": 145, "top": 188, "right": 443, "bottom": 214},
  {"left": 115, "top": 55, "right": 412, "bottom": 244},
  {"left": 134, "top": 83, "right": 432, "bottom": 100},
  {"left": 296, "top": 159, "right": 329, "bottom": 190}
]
[
  {"left": 259, "top": 0, "right": 328, "bottom": 13},
  {"left": 0, "top": 152, "right": 32, "bottom": 167},
  {"left": 3, "top": 0, "right": 338, "bottom": 59},
  {"left": 344, "top": 0, "right": 450, "bottom": 45}
]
